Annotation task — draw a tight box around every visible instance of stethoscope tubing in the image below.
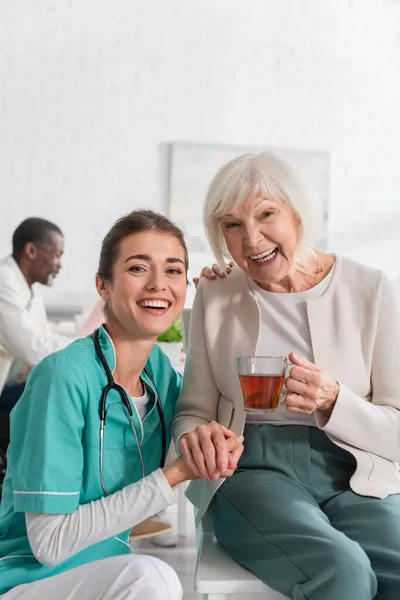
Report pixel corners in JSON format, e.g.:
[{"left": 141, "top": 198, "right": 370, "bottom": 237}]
[{"left": 93, "top": 327, "right": 167, "bottom": 495}]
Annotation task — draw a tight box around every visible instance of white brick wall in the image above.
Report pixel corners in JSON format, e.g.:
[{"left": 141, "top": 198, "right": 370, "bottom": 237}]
[{"left": 0, "top": 0, "right": 399, "bottom": 304}]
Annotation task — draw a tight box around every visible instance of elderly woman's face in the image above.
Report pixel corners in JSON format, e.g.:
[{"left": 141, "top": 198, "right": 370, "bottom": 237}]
[{"left": 219, "top": 195, "right": 301, "bottom": 286}]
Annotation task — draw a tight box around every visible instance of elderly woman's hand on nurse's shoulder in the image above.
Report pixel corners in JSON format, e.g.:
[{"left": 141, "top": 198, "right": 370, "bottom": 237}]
[
  {"left": 285, "top": 352, "right": 339, "bottom": 417},
  {"left": 192, "top": 261, "right": 235, "bottom": 287},
  {"left": 178, "top": 422, "right": 244, "bottom": 482}
]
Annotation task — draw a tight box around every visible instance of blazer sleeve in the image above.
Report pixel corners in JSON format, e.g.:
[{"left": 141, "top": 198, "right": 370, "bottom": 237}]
[
  {"left": 316, "top": 273, "right": 400, "bottom": 462},
  {"left": 172, "top": 279, "right": 220, "bottom": 445}
]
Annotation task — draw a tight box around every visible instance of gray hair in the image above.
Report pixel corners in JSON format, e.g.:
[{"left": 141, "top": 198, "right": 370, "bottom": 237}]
[{"left": 203, "top": 152, "right": 324, "bottom": 266}]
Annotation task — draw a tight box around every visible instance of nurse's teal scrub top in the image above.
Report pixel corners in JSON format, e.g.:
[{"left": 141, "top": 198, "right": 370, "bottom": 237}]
[{"left": 0, "top": 326, "right": 182, "bottom": 594}]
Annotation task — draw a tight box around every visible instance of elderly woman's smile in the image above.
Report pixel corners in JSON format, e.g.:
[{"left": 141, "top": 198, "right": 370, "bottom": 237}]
[
  {"left": 248, "top": 247, "right": 278, "bottom": 263},
  {"left": 248, "top": 247, "right": 280, "bottom": 269}
]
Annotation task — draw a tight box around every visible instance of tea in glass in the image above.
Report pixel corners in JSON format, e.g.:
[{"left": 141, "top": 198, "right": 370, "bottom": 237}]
[{"left": 238, "top": 356, "right": 287, "bottom": 414}]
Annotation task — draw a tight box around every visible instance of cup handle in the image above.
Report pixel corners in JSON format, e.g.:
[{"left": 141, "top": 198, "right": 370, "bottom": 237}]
[{"left": 279, "top": 362, "right": 293, "bottom": 405}]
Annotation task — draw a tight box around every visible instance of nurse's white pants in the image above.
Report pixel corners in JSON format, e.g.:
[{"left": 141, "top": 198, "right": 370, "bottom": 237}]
[{"left": 2, "top": 555, "right": 183, "bottom": 600}]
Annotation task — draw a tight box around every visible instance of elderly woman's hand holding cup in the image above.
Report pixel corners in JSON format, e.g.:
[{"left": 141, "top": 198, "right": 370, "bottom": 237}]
[{"left": 284, "top": 352, "right": 339, "bottom": 416}]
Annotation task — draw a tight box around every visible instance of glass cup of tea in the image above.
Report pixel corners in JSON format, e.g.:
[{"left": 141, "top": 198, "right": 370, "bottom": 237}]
[{"left": 238, "top": 356, "right": 288, "bottom": 414}]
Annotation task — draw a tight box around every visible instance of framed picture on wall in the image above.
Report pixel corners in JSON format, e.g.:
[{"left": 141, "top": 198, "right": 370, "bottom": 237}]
[{"left": 162, "top": 142, "right": 330, "bottom": 304}]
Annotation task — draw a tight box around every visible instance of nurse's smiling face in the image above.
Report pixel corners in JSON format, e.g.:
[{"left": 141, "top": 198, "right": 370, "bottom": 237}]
[{"left": 97, "top": 230, "right": 187, "bottom": 340}]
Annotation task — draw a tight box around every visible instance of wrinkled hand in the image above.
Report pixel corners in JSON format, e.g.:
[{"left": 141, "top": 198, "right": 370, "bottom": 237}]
[
  {"left": 285, "top": 353, "right": 339, "bottom": 416},
  {"left": 193, "top": 261, "right": 234, "bottom": 288},
  {"left": 179, "top": 421, "right": 244, "bottom": 481}
]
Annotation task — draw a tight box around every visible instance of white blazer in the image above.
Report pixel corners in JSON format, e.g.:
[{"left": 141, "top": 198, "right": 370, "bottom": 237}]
[
  {"left": 0, "top": 256, "right": 72, "bottom": 394},
  {"left": 173, "top": 255, "right": 400, "bottom": 524}
]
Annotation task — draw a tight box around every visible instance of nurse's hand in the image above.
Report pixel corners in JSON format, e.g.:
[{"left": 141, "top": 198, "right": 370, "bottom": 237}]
[
  {"left": 162, "top": 457, "right": 200, "bottom": 488},
  {"left": 193, "top": 261, "right": 234, "bottom": 287},
  {"left": 178, "top": 421, "right": 244, "bottom": 481}
]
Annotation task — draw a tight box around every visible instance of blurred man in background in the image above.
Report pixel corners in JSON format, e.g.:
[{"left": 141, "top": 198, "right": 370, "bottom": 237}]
[
  {"left": 0, "top": 217, "right": 72, "bottom": 416},
  {"left": 0, "top": 217, "right": 78, "bottom": 491}
]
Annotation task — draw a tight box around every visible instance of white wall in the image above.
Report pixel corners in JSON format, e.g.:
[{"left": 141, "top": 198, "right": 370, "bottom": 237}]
[{"left": 1, "top": 0, "right": 399, "bottom": 307}]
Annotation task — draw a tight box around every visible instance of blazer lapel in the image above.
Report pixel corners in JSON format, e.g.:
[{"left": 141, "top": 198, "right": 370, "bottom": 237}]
[{"left": 210, "top": 277, "right": 260, "bottom": 403}]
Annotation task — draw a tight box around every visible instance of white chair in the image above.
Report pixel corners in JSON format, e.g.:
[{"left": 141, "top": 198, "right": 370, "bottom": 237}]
[{"left": 194, "top": 510, "right": 287, "bottom": 600}]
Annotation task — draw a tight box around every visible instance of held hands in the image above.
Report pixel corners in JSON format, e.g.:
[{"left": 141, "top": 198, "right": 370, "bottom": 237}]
[
  {"left": 284, "top": 352, "right": 339, "bottom": 417},
  {"left": 178, "top": 421, "right": 244, "bottom": 482},
  {"left": 193, "top": 261, "right": 235, "bottom": 288}
]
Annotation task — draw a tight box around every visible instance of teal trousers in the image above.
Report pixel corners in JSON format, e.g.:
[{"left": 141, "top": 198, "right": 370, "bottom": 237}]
[{"left": 213, "top": 425, "right": 400, "bottom": 600}]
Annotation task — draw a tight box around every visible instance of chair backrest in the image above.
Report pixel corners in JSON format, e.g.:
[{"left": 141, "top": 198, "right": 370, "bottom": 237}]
[{"left": 180, "top": 308, "right": 191, "bottom": 351}]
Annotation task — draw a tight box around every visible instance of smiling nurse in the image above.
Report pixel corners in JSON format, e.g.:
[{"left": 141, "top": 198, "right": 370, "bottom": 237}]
[{"left": 0, "top": 209, "right": 242, "bottom": 600}]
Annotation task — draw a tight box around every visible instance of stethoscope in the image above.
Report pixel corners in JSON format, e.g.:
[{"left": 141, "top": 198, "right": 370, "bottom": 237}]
[{"left": 93, "top": 328, "right": 167, "bottom": 496}]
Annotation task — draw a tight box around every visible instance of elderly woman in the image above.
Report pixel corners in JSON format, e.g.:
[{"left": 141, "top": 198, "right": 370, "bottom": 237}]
[{"left": 172, "top": 152, "right": 400, "bottom": 600}]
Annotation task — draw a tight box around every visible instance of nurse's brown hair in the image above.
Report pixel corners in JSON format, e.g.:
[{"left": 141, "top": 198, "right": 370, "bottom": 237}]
[{"left": 97, "top": 209, "right": 189, "bottom": 281}]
